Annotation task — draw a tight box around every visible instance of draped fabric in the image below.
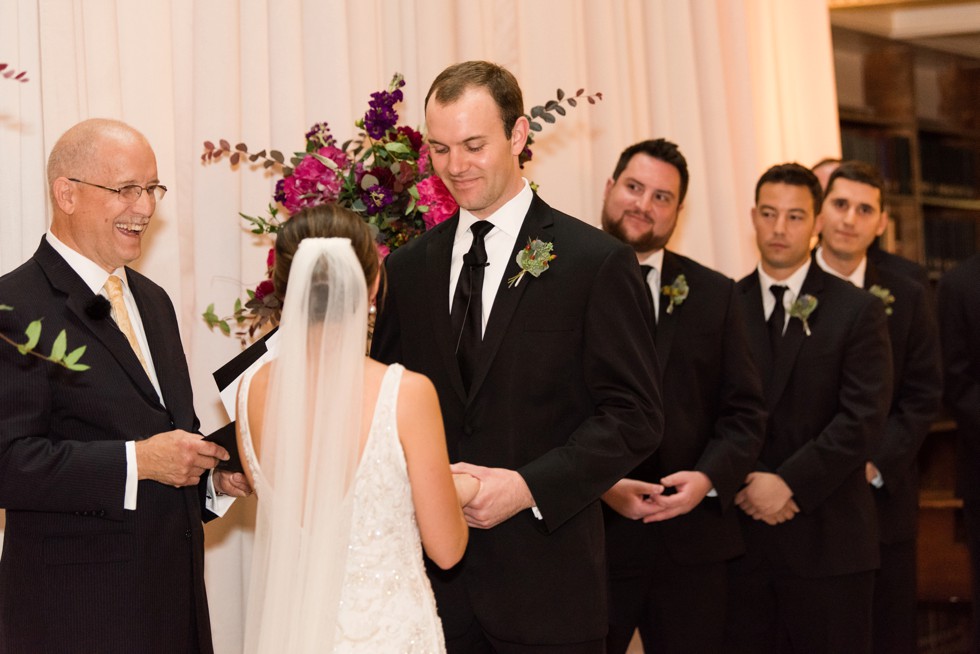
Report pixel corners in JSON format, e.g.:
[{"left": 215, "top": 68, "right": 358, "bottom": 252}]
[{"left": 0, "top": 1, "right": 840, "bottom": 650}]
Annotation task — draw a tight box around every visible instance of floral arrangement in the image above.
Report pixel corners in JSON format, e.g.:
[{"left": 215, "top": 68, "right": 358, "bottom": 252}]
[
  {"left": 661, "top": 274, "right": 689, "bottom": 314},
  {"left": 868, "top": 284, "right": 895, "bottom": 315},
  {"left": 789, "top": 294, "right": 818, "bottom": 336},
  {"left": 507, "top": 239, "right": 556, "bottom": 287},
  {"left": 202, "top": 73, "right": 601, "bottom": 341}
]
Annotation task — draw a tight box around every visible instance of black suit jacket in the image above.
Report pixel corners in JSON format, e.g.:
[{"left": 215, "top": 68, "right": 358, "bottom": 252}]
[
  {"left": 605, "top": 251, "right": 766, "bottom": 568},
  {"left": 863, "top": 260, "right": 942, "bottom": 543},
  {"left": 735, "top": 263, "right": 892, "bottom": 577},
  {"left": 371, "top": 194, "right": 663, "bottom": 645},
  {"left": 937, "top": 254, "right": 980, "bottom": 500},
  {"left": 0, "top": 238, "right": 213, "bottom": 653}
]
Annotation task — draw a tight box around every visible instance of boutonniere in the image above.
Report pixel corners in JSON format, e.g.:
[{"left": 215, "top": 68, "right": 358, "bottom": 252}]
[
  {"left": 789, "top": 294, "right": 818, "bottom": 336},
  {"left": 660, "top": 274, "right": 689, "bottom": 314},
  {"left": 507, "top": 239, "right": 556, "bottom": 287},
  {"left": 868, "top": 284, "right": 895, "bottom": 315}
]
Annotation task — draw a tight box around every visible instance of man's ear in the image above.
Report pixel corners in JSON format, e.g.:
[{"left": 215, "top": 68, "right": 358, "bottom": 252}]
[
  {"left": 51, "top": 177, "right": 77, "bottom": 215},
  {"left": 875, "top": 210, "right": 889, "bottom": 237},
  {"left": 510, "top": 115, "right": 530, "bottom": 156}
]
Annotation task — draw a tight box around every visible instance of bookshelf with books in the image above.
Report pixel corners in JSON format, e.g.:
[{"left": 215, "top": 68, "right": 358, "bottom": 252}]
[{"left": 832, "top": 26, "right": 980, "bottom": 280}]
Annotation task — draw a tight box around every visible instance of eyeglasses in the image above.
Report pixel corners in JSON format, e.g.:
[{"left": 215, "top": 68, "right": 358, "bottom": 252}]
[{"left": 68, "top": 178, "right": 168, "bottom": 203}]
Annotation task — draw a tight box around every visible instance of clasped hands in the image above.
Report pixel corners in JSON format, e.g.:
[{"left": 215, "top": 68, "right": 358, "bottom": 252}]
[
  {"left": 450, "top": 462, "right": 534, "bottom": 529},
  {"left": 734, "top": 472, "right": 799, "bottom": 525},
  {"left": 602, "top": 471, "right": 712, "bottom": 523},
  {"left": 135, "top": 429, "right": 251, "bottom": 497}
]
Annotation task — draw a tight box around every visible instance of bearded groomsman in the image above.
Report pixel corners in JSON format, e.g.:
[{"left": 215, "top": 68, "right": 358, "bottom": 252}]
[
  {"left": 599, "top": 139, "right": 766, "bottom": 654},
  {"left": 726, "top": 163, "right": 892, "bottom": 653},
  {"left": 814, "top": 161, "right": 942, "bottom": 654}
]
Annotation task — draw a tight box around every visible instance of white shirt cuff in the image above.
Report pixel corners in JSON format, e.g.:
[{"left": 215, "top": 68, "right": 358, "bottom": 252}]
[
  {"left": 531, "top": 505, "right": 543, "bottom": 520},
  {"left": 706, "top": 487, "right": 718, "bottom": 498},
  {"left": 205, "top": 470, "right": 236, "bottom": 517},
  {"left": 124, "top": 440, "right": 138, "bottom": 510},
  {"left": 870, "top": 471, "right": 884, "bottom": 488}
]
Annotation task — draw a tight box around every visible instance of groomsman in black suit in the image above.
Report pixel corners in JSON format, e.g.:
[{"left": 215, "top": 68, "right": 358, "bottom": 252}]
[
  {"left": 725, "top": 163, "right": 893, "bottom": 653},
  {"left": 371, "top": 61, "right": 663, "bottom": 652},
  {"left": 937, "top": 253, "right": 980, "bottom": 652},
  {"left": 599, "top": 139, "right": 766, "bottom": 654},
  {"left": 814, "top": 161, "right": 942, "bottom": 654}
]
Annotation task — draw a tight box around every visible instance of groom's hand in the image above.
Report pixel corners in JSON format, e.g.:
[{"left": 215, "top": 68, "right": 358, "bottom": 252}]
[{"left": 450, "top": 462, "right": 534, "bottom": 529}]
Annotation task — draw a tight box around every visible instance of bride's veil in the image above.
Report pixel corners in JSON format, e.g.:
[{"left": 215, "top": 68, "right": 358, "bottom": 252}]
[{"left": 244, "top": 237, "right": 368, "bottom": 653}]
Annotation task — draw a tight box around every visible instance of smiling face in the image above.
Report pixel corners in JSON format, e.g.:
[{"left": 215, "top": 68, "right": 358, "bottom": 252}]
[
  {"left": 752, "top": 182, "right": 822, "bottom": 280},
  {"left": 425, "top": 86, "right": 528, "bottom": 219},
  {"left": 601, "top": 153, "right": 683, "bottom": 257},
  {"left": 819, "top": 177, "right": 887, "bottom": 271},
  {"left": 51, "top": 129, "right": 159, "bottom": 273}
]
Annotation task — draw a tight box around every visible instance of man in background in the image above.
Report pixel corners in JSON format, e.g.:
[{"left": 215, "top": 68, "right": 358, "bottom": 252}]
[
  {"left": 726, "top": 163, "right": 892, "bottom": 653},
  {"left": 815, "top": 160, "right": 942, "bottom": 653},
  {"left": 599, "top": 138, "right": 766, "bottom": 654}
]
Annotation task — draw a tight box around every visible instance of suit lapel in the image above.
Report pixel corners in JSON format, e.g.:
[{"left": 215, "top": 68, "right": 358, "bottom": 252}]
[
  {"left": 863, "top": 259, "right": 881, "bottom": 291},
  {"left": 766, "top": 264, "right": 825, "bottom": 410},
  {"left": 425, "top": 216, "right": 468, "bottom": 404},
  {"left": 35, "top": 240, "right": 160, "bottom": 404},
  {"left": 466, "top": 195, "right": 554, "bottom": 401},
  {"left": 740, "top": 271, "right": 773, "bottom": 382},
  {"left": 654, "top": 251, "right": 682, "bottom": 375},
  {"left": 129, "top": 271, "right": 171, "bottom": 407}
]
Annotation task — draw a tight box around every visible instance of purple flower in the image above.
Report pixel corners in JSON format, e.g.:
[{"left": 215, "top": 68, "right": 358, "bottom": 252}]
[
  {"left": 305, "top": 122, "right": 335, "bottom": 150},
  {"left": 362, "top": 184, "right": 395, "bottom": 215},
  {"left": 362, "top": 77, "right": 406, "bottom": 140}
]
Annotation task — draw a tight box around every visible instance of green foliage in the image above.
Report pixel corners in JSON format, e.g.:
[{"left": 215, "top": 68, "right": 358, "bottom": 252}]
[{"left": 1, "top": 309, "right": 90, "bottom": 371}]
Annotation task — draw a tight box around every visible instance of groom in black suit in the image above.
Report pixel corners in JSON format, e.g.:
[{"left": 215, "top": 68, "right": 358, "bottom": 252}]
[
  {"left": 725, "top": 163, "right": 893, "bottom": 653},
  {"left": 814, "top": 161, "right": 942, "bottom": 654},
  {"left": 599, "top": 139, "right": 766, "bottom": 654},
  {"left": 371, "top": 61, "right": 663, "bottom": 652},
  {"left": 0, "top": 119, "right": 246, "bottom": 653}
]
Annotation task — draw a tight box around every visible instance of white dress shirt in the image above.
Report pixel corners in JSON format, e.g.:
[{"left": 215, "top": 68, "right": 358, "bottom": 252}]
[
  {"left": 757, "top": 259, "right": 812, "bottom": 334},
  {"left": 448, "top": 180, "right": 533, "bottom": 335},
  {"left": 816, "top": 246, "right": 867, "bottom": 288},
  {"left": 638, "top": 249, "right": 665, "bottom": 320}
]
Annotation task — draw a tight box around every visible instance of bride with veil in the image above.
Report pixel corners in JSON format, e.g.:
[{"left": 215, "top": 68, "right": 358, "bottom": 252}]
[{"left": 235, "top": 204, "right": 478, "bottom": 652}]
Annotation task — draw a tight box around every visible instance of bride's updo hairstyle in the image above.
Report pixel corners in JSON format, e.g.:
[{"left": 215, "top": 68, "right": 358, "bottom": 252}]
[{"left": 273, "top": 203, "right": 381, "bottom": 305}]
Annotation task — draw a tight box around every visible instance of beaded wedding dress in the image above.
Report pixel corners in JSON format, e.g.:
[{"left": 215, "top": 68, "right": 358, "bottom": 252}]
[{"left": 239, "top": 238, "right": 445, "bottom": 653}]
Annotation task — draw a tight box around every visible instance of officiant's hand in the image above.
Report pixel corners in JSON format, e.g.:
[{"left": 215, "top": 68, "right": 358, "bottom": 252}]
[
  {"left": 601, "top": 479, "right": 664, "bottom": 520},
  {"left": 453, "top": 473, "right": 480, "bottom": 507},
  {"left": 450, "top": 462, "right": 534, "bottom": 529},
  {"left": 641, "top": 471, "right": 712, "bottom": 523},
  {"left": 136, "top": 430, "right": 229, "bottom": 487},
  {"left": 214, "top": 470, "right": 252, "bottom": 498}
]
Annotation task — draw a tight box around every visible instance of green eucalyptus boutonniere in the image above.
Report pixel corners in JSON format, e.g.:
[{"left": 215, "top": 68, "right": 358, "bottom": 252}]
[
  {"left": 868, "top": 284, "right": 895, "bottom": 315},
  {"left": 507, "top": 239, "right": 556, "bottom": 288},
  {"left": 789, "top": 294, "right": 818, "bottom": 336},
  {"left": 661, "top": 274, "right": 689, "bottom": 314}
]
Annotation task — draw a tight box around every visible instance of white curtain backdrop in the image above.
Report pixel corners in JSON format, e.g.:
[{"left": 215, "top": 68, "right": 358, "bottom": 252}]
[{"left": 0, "top": 1, "right": 841, "bottom": 650}]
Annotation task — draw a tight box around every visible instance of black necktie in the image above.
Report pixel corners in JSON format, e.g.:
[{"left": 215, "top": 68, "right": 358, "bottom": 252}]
[
  {"left": 451, "top": 220, "right": 494, "bottom": 391},
  {"left": 640, "top": 264, "right": 657, "bottom": 330},
  {"left": 768, "top": 284, "right": 788, "bottom": 354}
]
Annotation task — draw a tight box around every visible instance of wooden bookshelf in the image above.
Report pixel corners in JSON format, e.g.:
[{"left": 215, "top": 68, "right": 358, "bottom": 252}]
[{"left": 832, "top": 26, "right": 980, "bottom": 277}]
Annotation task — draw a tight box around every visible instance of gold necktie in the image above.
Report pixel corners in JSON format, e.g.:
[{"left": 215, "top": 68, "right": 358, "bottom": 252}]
[{"left": 104, "top": 275, "right": 149, "bottom": 373}]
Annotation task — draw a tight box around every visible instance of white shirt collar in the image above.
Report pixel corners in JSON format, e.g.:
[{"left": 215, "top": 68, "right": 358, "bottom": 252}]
[
  {"left": 454, "top": 179, "right": 533, "bottom": 243},
  {"left": 757, "top": 258, "right": 811, "bottom": 318},
  {"left": 638, "top": 249, "right": 665, "bottom": 273},
  {"left": 815, "top": 246, "right": 866, "bottom": 288},
  {"left": 46, "top": 230, "right": 129, "bottom": 294}
]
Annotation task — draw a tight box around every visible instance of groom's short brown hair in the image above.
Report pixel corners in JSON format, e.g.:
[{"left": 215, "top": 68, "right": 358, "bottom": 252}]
[{"left": 425, "top": 61, "right": 524, "bottom": 139}]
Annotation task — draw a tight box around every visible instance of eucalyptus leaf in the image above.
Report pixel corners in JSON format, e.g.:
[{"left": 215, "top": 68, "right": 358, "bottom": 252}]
[
  {"left": 50, "top": 329, "right": 67, "bottom": 361},
  {"left": 0, "top": 304, "right": 12, "bottom": 311},
  {"left": 360, "top": 174, "right": 380, "bottom": 190},
  {"left": 63, "top": 345, "right": 87, "bottom": 366},
  {"left": 384, "top": 142, "right": 411, "bottom": 155},
  {"left": 541, "top": 113, "right": 556, "bottom": 124},
  {"left": 65, "top": 362, "right": 91, "bottom": 372},
  {"left": 23, "top": 319, "right": 42, "bottom": 351}
]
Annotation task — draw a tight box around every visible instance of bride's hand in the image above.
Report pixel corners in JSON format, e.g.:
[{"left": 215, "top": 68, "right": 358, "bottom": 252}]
[{"left": 453, "top": 473, "right": 481, "bottom": 507}]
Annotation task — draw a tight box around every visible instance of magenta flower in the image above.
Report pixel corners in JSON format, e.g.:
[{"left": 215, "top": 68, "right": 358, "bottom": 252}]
[
  {"left": 266, "top": 248, "right": 275, "bottom": 269},
  {"left": 416, "top": 175, "right": 458, "bottom": 229},
  {"left": 376, "top": 242, "right": 391, "bottom": 261},
  {"left": 278, "top": 147, "right": 349, "bottom": 213},
  {"left": 254, "top": 279, "right": 275, "bottom": 301}
]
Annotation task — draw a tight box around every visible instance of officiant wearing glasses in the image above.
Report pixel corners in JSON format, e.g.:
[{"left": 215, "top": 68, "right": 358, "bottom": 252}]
[
  {"left": 372, "top": 61, "right": 663, "bottom": 653},
  {"left": 0, "top": 118, "right": 248, "bottom": 653}
]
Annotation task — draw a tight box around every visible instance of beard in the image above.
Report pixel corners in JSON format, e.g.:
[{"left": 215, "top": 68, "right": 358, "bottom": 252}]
[{"left": 601, "top": 210, "right": 670, "bottom": 253}]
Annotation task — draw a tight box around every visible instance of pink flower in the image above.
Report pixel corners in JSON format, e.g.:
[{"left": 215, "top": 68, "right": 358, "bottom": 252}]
[
  {"left": 416, "top": 175, "right": 458, "bottom": 230},
  {"left": 278, "top": 146, "right": 349, "bottom": 213},
  {"left": 376, "top": 242, "right": 390, "bottom": 261},
  {"left": 417, "top": 144, "right": 430, "bottom": 177}
]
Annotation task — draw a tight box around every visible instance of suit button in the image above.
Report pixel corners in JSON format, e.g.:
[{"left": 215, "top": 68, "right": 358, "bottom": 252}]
[{"left": 184, "top": 529, "right": 192, "bottom": 539}]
